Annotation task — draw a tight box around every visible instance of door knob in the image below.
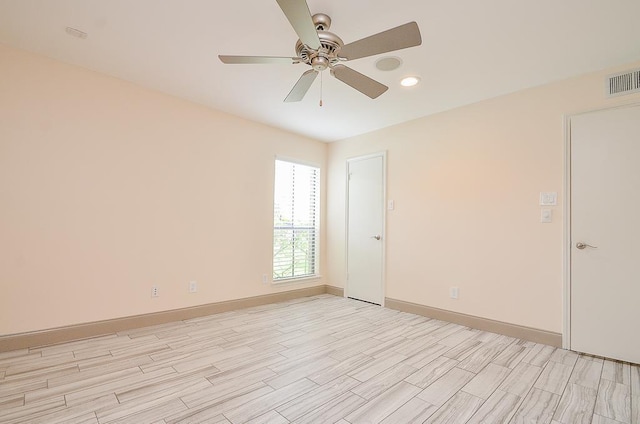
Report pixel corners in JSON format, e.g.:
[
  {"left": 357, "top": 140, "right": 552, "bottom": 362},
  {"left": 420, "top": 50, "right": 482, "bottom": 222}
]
[
  {"left": 371, "top": 235, "right": 381, "bottom": 240},
  {"left": 576, "top": 242, "right": 597, "bottom": 250}
]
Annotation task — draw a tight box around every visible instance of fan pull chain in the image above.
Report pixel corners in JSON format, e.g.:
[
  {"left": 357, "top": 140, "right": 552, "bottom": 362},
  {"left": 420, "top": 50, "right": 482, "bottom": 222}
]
[{"left": 319, "top": 71, "right": 323, "bottom": 107}]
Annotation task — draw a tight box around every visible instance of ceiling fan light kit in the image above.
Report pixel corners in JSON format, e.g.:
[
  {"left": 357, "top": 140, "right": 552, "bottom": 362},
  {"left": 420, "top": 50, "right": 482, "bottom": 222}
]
[{"left": 219, "top": 0, "right": 422, "bottom": 103}]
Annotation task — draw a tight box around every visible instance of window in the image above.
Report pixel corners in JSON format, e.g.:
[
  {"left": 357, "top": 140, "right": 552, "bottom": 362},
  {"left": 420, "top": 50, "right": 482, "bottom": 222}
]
[{"left": 273, "top": 159, "right": 319, "bottom": 281}]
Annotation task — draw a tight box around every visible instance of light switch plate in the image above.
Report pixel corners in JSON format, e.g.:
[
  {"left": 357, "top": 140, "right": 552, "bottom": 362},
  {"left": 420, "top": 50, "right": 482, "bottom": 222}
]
[
  {"left": 388, "top": 200, "right": 395, "bottom": 210},
  {"left": 540, "top": 209, "right": 552, "bottom": 223},
  {"left": 539, "top": 192, "right": 557, "bottom": 206}
]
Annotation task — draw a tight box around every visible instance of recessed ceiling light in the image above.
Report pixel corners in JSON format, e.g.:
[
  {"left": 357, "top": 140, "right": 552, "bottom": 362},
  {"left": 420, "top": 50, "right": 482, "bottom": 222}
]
[
  {"left": 400, "top": 76, "right": 421, "bottom": 87},
  {"left": 65, "top": 27, "right": 88, "bottom": 39},
  {"left": 375, "top": 56, "right": 403, "bottom": 71}
]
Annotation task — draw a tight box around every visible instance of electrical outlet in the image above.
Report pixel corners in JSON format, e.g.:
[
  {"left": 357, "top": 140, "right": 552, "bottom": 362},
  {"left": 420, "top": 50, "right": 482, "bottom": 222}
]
[
  {"left": 449, "top": 287, "right": 459, "bottom": 299},
  {"left": 262, "top": 274, "right": 268, "bottom": 284},
  {"left": 189, "top": 281, "right": 197, "bottom": 293},
  {"left": 151, "top": 286, "right": 159, "bottom": 298}
]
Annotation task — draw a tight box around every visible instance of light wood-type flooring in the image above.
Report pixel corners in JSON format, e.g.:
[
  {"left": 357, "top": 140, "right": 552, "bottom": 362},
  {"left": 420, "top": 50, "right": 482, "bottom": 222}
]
[{"left": 0, "top": 294, "right": 638, "bottom": 424}]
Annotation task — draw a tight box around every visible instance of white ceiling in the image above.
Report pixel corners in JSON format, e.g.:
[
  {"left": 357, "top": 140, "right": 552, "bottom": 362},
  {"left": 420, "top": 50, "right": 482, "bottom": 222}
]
[{"left": 1, "top": 0, "right": 639, "bottom": 142}]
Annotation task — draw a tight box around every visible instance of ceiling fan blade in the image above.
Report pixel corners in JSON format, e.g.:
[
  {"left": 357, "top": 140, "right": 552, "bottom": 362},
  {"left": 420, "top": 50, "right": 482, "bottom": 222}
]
[
  {"left": 219, "top": 55, "right": 300, "bottom": 64},
  {"left": 339, "top": 22, "right": 422, "bottom": 61},
  {"left": 284, "top": 69, "right": 318, "bottom": 102},
  {"left": 331, "top": 65, "right": 388, "bottom": 99},
  {"left": 276, "top": 0, "right": 321, "bottom": 50}
]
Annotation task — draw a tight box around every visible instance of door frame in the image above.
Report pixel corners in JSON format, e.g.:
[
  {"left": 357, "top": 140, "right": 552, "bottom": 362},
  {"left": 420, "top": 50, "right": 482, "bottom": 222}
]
[
  {"left": 345, "top": 151, "right": 387, "bottom": 306},
  {"left": 562, "top": 101, "right": 640, "bottom": 350}
]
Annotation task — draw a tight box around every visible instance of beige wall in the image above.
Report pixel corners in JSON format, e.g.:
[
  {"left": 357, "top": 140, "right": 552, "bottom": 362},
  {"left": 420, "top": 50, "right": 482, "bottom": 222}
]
[
  {"left": 327, "top": 62, "right": 640, "bottom": 333},
  {"left": 0, "top": 44, "right": 327, "bottom": 335},
  {"left": 3, "top": 39, "right": 639, "bottom": 339}
]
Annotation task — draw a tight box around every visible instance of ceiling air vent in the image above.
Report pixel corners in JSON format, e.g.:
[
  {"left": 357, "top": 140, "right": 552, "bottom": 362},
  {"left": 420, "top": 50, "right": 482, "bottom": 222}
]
[{"left": 606, "top": 69, "right": 640, "bottom": 97}]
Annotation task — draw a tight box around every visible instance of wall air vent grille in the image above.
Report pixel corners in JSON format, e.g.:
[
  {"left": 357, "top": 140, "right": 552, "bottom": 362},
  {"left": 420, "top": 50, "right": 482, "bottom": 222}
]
[{"left": 607, "top": 69, "right": 640, "bottom": 97}]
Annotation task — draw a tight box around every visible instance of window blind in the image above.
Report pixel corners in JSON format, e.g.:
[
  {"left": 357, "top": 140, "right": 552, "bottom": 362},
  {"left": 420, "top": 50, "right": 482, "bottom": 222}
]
[{"left": 273, "top": 160, "right": 319, "bottom": 280}]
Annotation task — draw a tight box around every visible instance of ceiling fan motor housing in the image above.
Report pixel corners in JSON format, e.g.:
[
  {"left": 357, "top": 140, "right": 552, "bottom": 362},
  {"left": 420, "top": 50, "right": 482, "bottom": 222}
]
[
  {"left": 291, "top": 12, "right": 344, "bottom": 72},
  {"left": 295, "top": 24, "right": 344, "bottom": 71}
]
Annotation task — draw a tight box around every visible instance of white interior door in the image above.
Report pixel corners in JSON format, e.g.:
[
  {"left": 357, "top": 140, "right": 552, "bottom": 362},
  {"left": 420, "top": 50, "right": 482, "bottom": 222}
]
[
  {"left": 346, "top": 154, "right": 384, "bottom": 305},
  {"left": 570, "top": 104, "right": 640, "bottom": 364}
]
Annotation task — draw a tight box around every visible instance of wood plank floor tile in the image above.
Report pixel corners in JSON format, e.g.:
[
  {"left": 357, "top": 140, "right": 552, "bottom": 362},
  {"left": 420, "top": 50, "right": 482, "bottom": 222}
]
[
  {"left": 117, "top": 367, "right": 219, "bottom": 404},
  {"left": 402, "top": 343, "right": 451, "bottom": 369},
  {"left": 166, "top": 384, "right": 274, "bottom": 423},
  {"left": 276, "top": 375, "right": 359, "bottom": 421},
  {"left": 347, "top": 352, "right": 407, "bottom": 382},
  {"left": 3, "top": 351, "right": 75, "bottom": 378},
  {"left": 553, "top": 383, "right": 598, "bottom": 424},
  {"left": 108, "top": 398, "right": 188, "bottom": 424},
  {"left": 416, "top": 367, "right": 476, "bottom": 406},
  {"left": 204, "top": 350, "right": 285, "bottom": 374},
  {"left": 428, "top": 323, "right": 469, "bottom": 344},
  {"left": 325, "top": 337, "right": 381, "bottom": 362},
  {"left": 182, "top": 373, "right": 274, "bottom": 410},
  {"left": 631, "top": 396, "right": 639, "bottom": 424},
  {"left": 265, "top": 356, "right": 338, "bottom": 389},
  {"left": 32, "top": 393, "right": 118, "bottom": 424},
  {"left": 345, "top": 381, "right": 422, "bottom": 424},
  {"left": 403, "top": 320, "right": 446, "bottom": 340},
  {"left": 351, "top": 363, "right": 418, "bottom": 400},
  {"left": 24, "top": 366, "right": 145, "bottom": 404},
  {"left": 499, "top": 361, "right": 543, "bottom": 397},
  {"left": 439, "top": 329, "right": 478, "bottom": 348},
  {"left": 0, "top": 394, "right": 24, "bottom": 409},
  {"left": 404, "top": 356, "right": 459, "bottom": 389},
  {"left": 0, "top": 378, "right": 47, "bottom": 400},
  {"left": 74, "top": 350, "right": 154, "bottom": 373},
  {"left": 245, "top": 410, "right": 289, "bottom": 424},
  {"left": 0, "top": 295, "right": 635, "bottom": 424},
  {"left": 462, "top": 363, "right": 512, "bottom": 399},
  {"left": 306, "top": 353, "right": 373, "bottom": 385},
  {"left": 591, "top": 414, "right": 630, "bottom": 424},
  {"left": 550, "top": 349, "right": 580, "bottom": 367},
  {"left": 570, "top": 356, "right": 605, "bottom": 390},
  {"left": 595, "top": 379, "right": 631, "bottom": 424},
  {"left": 292, "top": 391, "right": 366, "bottom": 424},
  {"left": 510, "top": 387, "right": 560, "bottom": 424},
  {"left": 442, "top": 339, "right": 483, "bottom": 361},
  {"left": 458, "top": 336, "right": 515, "bottom": 373},
  {"left": 389, "top": 335, "right": 438, "bottom": 357},
  {"left": 0, "top": 349, "right": 30, "bottom": 361},
  {"left": 363, "top": 336, "right": 406, "bottom": 358},
  {"left": 535, "top": 361, "right": 575, "bottom": 395},
  {"left": 223, "top": 378, "right": 317, "bottom": 423},
  {"left": 523, "top": 344, "right": 556, "bottom": 367},
  {"left": 65, "top": 366, "right": 179, "bottom": 406},
  {"left": 465, "top": 389, "right": 521, "bottom": 424},
  {"left": 492, "top": 340, "right": 530, "bottom": 369},
  {"left": 602, "top": 360, "right": 632, "bottom": 386},
  {"left": 423, "top": 391, "right": 484, "bottom": 424},
  {"left": 0, "top": 396, "right": 67, "bottom": 424},
  {"left": 378, "top": 397, "right": 438, "bottom": 423}
]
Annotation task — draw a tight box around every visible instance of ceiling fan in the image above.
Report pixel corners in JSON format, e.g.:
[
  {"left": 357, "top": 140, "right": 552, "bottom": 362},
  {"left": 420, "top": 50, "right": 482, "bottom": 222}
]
[{"left": 218, "top": 0, "right": 422, "bottom": 102}]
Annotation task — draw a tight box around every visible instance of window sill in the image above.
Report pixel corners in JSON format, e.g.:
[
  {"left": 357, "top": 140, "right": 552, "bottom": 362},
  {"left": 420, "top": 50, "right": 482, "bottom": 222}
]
[{"left": 272, "top": 275, "right": 322, "bottom": 285}]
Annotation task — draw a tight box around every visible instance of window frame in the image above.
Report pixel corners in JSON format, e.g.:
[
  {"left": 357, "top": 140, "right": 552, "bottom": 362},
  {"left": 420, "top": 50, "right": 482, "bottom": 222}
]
[{"left": 272, "top": 157, "right": 321, "bottom": 283}]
